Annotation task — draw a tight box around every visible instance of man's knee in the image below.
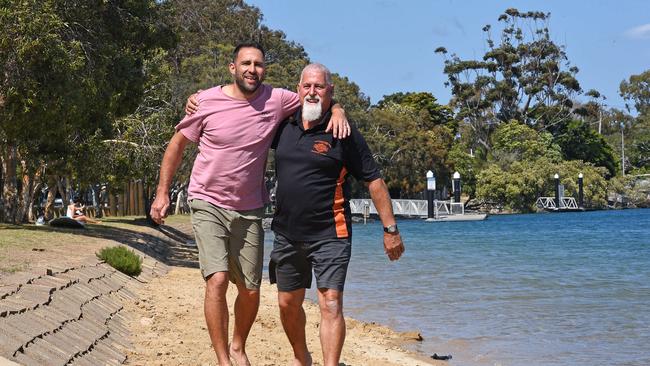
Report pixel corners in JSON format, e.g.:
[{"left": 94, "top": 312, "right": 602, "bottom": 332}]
[
  {"left": 278, "top": 292, "right": 303, "bottom": 312},
  {"left": 319, "top": 290, "right": 343, "bottom": 318},
  {"left": 236, "top": 284, "right": 260, "bottom": 302},
  {"left": 205, "top": 271, "right": 229, "bottom": 299}
]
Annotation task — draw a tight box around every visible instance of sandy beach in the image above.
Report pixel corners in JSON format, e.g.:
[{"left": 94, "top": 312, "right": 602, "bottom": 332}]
[
  {"left": 123, "top": 266, "right": 442, "bottom": 366},
  {"left": 0, "top": 217, "right": 443, "bottom": 366}
]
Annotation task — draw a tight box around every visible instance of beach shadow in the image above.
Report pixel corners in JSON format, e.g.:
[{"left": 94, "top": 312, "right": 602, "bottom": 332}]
[{"left": 18, "top": 220, "right": 199, "bottom": 269}]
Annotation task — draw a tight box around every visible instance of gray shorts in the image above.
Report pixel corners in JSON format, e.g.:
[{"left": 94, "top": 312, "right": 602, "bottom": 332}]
[
  {"left": 189, "top": 199, "right": 264, "bottom": 289},
  {"left": 269, "top": 232, "right": 351, "bottom": 292}
]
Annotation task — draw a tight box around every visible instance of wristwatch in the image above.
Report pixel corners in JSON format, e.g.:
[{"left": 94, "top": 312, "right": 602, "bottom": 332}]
[{"left": 383, "top": 224, "right": 399, "bottom": 234}]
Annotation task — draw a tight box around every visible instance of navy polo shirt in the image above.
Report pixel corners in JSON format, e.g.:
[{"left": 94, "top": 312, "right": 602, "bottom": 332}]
[{"left": 271, "top": 107, "right": 382, "bottom": 242}]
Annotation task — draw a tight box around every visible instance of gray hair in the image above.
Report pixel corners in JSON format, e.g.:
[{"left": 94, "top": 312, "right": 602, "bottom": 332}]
[{"left": 300, "top": 63, "right": 332, "bottom": 85}]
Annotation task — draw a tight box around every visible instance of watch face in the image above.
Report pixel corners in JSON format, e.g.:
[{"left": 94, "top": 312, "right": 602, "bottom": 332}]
[{"left": 384, "top": 225, "right": 398, "bottom": 233}]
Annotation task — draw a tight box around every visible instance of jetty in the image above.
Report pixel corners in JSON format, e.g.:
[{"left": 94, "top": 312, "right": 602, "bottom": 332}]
[{"left": 349, "top": 199, "right": 487, "bottom": 221}]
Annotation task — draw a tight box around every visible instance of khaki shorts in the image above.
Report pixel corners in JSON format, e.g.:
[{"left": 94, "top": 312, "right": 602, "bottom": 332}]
[{"left": 189, "top": 199, "right": 264, "bottom": 289}]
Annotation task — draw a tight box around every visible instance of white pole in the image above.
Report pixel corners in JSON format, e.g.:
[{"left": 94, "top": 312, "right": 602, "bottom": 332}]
[{"left": 621, "top": 122, "right": 625, "bottom": 176}]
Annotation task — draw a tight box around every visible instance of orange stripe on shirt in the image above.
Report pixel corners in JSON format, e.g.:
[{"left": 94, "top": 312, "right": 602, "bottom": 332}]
[{"left": 333, "top": 167, "right": 348, "bottom": 238}]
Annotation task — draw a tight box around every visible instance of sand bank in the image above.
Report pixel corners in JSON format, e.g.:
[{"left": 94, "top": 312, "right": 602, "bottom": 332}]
[{"left": 123, "top": 266, "right": 442, "bottom": 366}]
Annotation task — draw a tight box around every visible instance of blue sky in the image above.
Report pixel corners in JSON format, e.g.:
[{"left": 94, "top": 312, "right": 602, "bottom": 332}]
[{"left": 247, "top": 0, "right": 650, "bottom": 112}]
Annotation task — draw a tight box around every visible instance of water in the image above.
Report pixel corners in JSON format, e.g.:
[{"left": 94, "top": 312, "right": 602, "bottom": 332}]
[{"left": 264, "top": 209, "right": 650, "bottom": 366}]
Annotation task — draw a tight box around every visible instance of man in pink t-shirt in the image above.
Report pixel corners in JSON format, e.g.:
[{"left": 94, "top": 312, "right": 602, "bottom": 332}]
[{"left": 149, "top": 43, "right": 348, "bottom": 366}]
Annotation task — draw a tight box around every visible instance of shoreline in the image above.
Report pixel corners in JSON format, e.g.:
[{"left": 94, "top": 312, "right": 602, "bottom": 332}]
[
  {"left": 124, "top": 266, "right": 443, "bottom": 366},
  {"left": 0, "top": 218, "right": 444, "bottom": 366}
]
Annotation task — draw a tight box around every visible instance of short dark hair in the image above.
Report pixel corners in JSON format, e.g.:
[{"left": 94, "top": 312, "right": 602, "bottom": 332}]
[{"left": 232, "top": 42, "right": 266, "bottom": 61}]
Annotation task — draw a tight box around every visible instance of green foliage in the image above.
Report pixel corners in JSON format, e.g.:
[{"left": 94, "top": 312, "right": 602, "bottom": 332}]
[
  {"left": 618, "top": 70, "right": 650, "bottom": 172},
  {"left": 476, "top": 158, "right": 608, "bottom": 212},
  {"left": 628, "top": 118, "right": 650, "bottom": 171},
  {"left": 608, "top": 175, "right": 650, "bottom": 207},
  {"left": 447, "top": 142, "right": 482, "bottom": 198},
  {"left": 620, "top": 69, "right": 650, "bottom": 116},
  {"left": 554, "top": 120, "right": 617, "bottom": 177},
  {"left": 490, "top": 120, "right": 562, "bottom": 166},
  {"left": 97, "top": 246, "right": 142, "bottom": 276},
  {"left": 376, "top": 92, "right": 454, "bottom": 130},
  {"left": 358, "top": 103, "right": 453, "bottom": 196},
  {"left": 438, "top": 8, "right": 582, "bottom": 151},
  {"left": 475, "top": 121, "right": 608, "bottom": 211}
]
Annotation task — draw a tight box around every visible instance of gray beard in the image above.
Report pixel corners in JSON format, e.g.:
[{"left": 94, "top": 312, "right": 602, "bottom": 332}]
[{"left": 302, "top": 100, "right": 323, "bottom": 122}]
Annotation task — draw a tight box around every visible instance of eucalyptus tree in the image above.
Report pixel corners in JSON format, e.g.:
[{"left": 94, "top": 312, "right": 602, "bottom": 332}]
[
  {"left": 0, "top": 0, "right": 168, "bottom": 223},
  {"left": 436, "top": 8, "right": 582, "bottom": 153},
  {"left": 619, "top": 70, "right": 650, "bottom": 172}
]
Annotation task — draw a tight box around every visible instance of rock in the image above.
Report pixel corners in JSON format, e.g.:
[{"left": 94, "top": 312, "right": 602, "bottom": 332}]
[{"left": 400, "top": 331, "right": 423, "bottom": 341}]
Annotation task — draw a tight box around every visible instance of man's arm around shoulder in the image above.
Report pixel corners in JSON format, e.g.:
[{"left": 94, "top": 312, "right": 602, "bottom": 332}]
[{"left": 367, "top": 178, "right": 405, "bottom": 261}]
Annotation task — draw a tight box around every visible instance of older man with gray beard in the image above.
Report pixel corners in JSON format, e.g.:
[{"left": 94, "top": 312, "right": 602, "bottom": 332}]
[{"left": 269, "top": 63, "right": 405, "bottom": 366}]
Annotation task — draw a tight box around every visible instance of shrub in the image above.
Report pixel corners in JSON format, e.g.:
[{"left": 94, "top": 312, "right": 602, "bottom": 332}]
[{"left": 97, "top": 246, "right": 142, "bottom": 276}]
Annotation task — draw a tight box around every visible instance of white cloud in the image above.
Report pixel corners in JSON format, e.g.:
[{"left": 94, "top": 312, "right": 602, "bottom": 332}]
[{"left": 625, "top": 23, "right": 650, "bottom": 39}]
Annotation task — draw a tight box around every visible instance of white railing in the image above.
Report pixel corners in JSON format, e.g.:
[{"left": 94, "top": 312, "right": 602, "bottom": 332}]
[
  {"left": 350, "top": 199, "right": 428, "bottom": 217},
  {"left": 536, "top": 197, "right": 578, "bottom": 210},
  {"left": 349, "top": 199, "right": 466, "bottom": 217}
]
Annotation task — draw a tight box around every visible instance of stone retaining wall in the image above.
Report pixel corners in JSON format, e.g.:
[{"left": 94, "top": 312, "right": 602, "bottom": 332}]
[{"left": 0, "top": 256, "right": 168, "bottom": 366}]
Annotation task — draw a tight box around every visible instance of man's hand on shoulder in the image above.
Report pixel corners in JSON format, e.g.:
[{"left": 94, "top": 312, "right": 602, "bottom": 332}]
[
  {"left": 326, "top": 105, "right": 350, "bottom": 139},
  {"left": 185, "top": 89, "right": 203, "bottom": 115},
  {"left": 384, "top": 231, "right": 405, "bottom": 261}
]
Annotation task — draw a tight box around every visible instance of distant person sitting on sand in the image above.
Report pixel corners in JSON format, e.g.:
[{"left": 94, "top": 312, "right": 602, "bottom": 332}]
[
  {"left": 268, "top": 64, "right": 405, "bottom": 366},
  {"left": 67, "top": 198, "right": 100, "bottom": 224}
]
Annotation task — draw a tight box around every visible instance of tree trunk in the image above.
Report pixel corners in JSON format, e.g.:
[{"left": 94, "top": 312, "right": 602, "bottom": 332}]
[
  {"left": 44, "top": 175, "right": 58, "bottom": 220},
  {"left": 129, "top": 181, "right": 136, "bottom": 216},
  {"left": 29, "top": 180, "right": 43, "bottom": 222},
  {"left": 109, "top": 188, "right": 117, "bottom": 216},
  {"left": 58, "top": 176, "right": 69, "bottom": 205},
  {"left": 144, "top": 183, "right": 152, "bottom": 220},
  {"left": 119, "top": 183, "right": 127, "bottom": 216},
  {"left": 137, "top": 180, "right": 145, "bottom": 216},
  {"left": 1, "top": 143, "right": 18, "bottom": 224},
  {"left": 92, "top": 185, "right": 102, "bottom": 218},
  {"left": 16, "top": 160, "right": 33, "bottom": 223}
]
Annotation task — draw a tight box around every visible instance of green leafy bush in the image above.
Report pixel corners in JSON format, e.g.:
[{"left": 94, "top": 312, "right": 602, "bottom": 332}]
[{"left": 97, "top": 246, "right": 142, "bottom": 276}]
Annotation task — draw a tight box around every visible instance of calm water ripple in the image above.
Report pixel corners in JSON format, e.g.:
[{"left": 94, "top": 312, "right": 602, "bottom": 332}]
[{"left": 265, "top": 209, "right": 650, "bottom": 366}]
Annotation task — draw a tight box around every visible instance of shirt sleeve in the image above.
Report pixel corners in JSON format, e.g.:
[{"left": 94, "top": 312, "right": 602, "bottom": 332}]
[
  {"left": 174, "top": 91, "right": 208, "bottom": 143},
  {"left": 279, "top": 89, "right": 301, "bottom": 120},
  {"left": 343, "top": 125, "right": 382, "bottom": 182}
]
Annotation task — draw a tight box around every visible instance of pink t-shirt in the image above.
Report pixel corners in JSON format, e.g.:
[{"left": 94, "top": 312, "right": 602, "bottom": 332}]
[{"left": 175, "top": 84, "right": 300, "bottom": 210}]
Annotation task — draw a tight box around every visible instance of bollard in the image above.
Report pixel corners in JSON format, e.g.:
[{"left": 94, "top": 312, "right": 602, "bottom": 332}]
[
  {"left": 426, "top": 170, "right": 436, "bottom": 219},
  {"left": 554, "top": 173, "right": 560, "bottom": 209},
  {"left": 452, "top": 171, "right": 461, "bottom": 203},
  {"left": 578, "top": 173, "right": 584, "bottom": 208}
]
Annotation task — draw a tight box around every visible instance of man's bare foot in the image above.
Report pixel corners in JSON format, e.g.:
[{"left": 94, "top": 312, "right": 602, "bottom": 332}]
[
  {"left": 229, "top": 344, "right": 251, "bottom": 366},
  {"left": 291, "top": 353, "right": 312, "bottom": 366}
]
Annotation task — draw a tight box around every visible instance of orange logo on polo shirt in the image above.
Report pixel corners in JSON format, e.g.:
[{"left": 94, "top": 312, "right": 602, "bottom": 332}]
[{"left": 312, "top": 140, "right": 331, "bottom": 155}]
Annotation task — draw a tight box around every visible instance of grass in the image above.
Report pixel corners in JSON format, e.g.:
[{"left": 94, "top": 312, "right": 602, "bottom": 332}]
[
  {"left": 2, "top": 263, "right": 28, "bottom": 273},
  {"left": 0, "top": 213, "right": 192, "bottom": 275},
  {"left": 0, "top": 224, "right": 81, "bottom": 249},
  {"left": 97, "top": 246, "right": 143, "bottom": 276}
]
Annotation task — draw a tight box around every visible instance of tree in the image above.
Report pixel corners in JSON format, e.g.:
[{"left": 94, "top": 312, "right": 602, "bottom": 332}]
[
  {"left": 620, "top": 69, "right": 650, "bottom": 116},
  {"left": 358, "top": 102, "right": 453, "bottom": 197},
  {"left": 619, "top": 70, "right": 650, "bottom": 172},
  {"left": 0, "top": 0, "right": 169, "bottom": 223},
  {"left": 476, "top": 158, "right": 607, "bottom": 212},
  {"left": 376, "top": 92, "right": 453, "bottom": 130},
  {"left": 554, "top": 120, "right": 617, "bottom": 177},
  {"left": 436, "top": 8, "right": 582, "bottom": 152},
  {"left": 490, "top": 120, "right": 562, "bottom": 168}
]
